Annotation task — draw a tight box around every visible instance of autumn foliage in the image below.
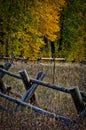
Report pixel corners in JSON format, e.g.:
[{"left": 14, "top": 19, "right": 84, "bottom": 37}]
[{"left": 0, "top": 0, "right": 86, "bottom": 59}]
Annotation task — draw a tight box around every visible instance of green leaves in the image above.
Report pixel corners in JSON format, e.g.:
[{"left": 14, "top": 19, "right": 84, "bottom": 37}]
[
  {"left": 1, "top": 0, "right": 85, "bottom": 59},
  {"left": 57, "top": 0, "right": 86, "bottom": 59},
  {"left": 0, "top": 0, "right": 65, "bottom": 57}
]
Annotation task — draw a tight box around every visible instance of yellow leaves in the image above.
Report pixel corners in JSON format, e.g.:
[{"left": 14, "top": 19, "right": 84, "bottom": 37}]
[
  {"left": 6, "top": 0, "right": 66, "bottom": 57},
  {"left": 16, "top": 0, "right": 65, "bottom": 57},
  {"left": 16, "top": 32, "right": 23, "bottom": 39},
  {"left": 24, "top": 24, "right": 42, "bottom": 37},
  {"left": 27, "top": 37, "right": 45, "bottom": 57},
  {"left": 32, "top": 0, "right": 61, "bottom": 41},
  {"left": 43, "top": 0, "right": 66, "bottom": 11},
  {"left": 57, "top": 0, "right": 66, "bottom": 7}
]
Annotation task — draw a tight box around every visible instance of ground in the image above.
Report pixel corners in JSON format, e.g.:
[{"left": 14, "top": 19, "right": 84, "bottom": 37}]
[{"left": 0, "top": 61, "right": 86, "bottom": 130}]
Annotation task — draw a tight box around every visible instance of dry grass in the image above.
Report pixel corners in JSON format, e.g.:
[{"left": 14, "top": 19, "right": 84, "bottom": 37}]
[{"left": 0, "top": 61, "right": 86, "bottom": 130}]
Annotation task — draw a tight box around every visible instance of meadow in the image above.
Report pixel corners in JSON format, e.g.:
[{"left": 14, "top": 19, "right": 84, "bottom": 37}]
[{"left": 0, "top": 61, "right": 86, "bottom": 130}]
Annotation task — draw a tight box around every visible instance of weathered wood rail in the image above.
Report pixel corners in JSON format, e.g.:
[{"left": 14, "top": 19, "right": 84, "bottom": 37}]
[
  {"left": 0, "top": 55, "right": 86, "bottom": 64},
  {"left": 0, "top": 62, "right": 86, "bottom": 125},
  {"left": 0, "top": 67, "right": 86, "bottom": 102}
]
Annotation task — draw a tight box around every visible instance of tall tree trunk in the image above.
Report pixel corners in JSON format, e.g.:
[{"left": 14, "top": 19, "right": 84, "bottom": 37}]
[
  {"left": 58, "top": 8, "right": 64, "bottom": 53},
  {"left": 51, "top": 41, "right": 55, "bottom": 58}
]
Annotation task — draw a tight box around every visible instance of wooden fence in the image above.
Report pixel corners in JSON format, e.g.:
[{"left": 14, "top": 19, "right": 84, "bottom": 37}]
[
  {"left": 0, "top": 55, "right": 86, "bottom": 64},
  {"left": 0, "top": 62, "right": 86, "bottom": 126}
]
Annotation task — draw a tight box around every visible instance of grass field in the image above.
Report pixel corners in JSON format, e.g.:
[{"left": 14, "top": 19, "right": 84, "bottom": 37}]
[{"left": 0, "top": 61, "right": 86, "bottom": 130}]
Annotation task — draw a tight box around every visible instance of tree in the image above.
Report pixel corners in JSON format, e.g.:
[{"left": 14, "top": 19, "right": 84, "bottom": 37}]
[
  {"left": 0, "top": 0, "right": 65, "bottom": 57},
  {"left": 34, "top": 0, "right": 65, "bottom": 57},
  {"left": 57, "top": 0, "right": 86, "bottom": 59}
]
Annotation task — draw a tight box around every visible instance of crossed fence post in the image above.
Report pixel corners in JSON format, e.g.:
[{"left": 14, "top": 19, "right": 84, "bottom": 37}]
[
  {"left": 0, "top": 67, "right": 86, "bottom": 124},
  {"left": 14, "top": 70, "right": 45, "bottom": 112},
  {"left": 0, "top": 67, "right": 86, "bottom": 103},
  {"left": 0, "top": 62, "right": 11, "bottom": 93}
]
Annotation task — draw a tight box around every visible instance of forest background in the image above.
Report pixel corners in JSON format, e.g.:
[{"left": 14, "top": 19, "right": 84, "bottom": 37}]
[{"left": 0, "top": 0, "right": 86, "bottom": 60}]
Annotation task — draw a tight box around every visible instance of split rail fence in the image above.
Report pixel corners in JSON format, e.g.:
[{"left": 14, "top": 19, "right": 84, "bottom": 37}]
[
  {"left": 0, "top": 62, "right": 86, "bottom": 126},
  {"left": 0, "top": 55, "right": 86, "bottom": 64}
]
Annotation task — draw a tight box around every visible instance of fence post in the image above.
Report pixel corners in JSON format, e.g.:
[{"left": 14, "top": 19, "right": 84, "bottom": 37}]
[
  {"left": 0, "top": 80, "right": 7, "bottom": 93},
  {"left": 69, "top": 86, "right": 85, "bottom": 114},
  {"left": 19, "top": 70, "right": 45, "bottom": 103},
  {"left": 20, "top": 71, "right": 45, "bottom": 102},
  {"left": 19, "top": 69, "right": 37, "bottom": 104},
  {"left": 19, "top": 69, "right": 31, "bottom": 90},
  {"left": 0, "top": 62, "right": 11, "bottom": 93},
  {"left": 0, "top": 62, "right": 11, "bottom": 79},
  {"left": 14, "top": 71, "right": 45, "bottom": 112}
]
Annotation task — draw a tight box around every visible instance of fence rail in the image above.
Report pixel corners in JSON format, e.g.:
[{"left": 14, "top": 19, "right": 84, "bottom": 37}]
[
  {"left": 0, "top": 68, "right": 86, "bottom": 102},
  {"left": 0, "top": 62, "right": 86, "bottom": 126},
  {"left": 0, "top": 55, "right": 86, "bottom": 64}
]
